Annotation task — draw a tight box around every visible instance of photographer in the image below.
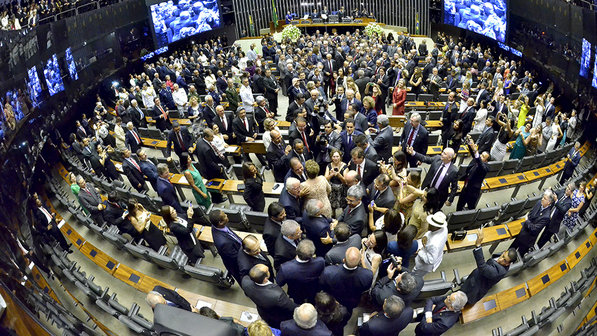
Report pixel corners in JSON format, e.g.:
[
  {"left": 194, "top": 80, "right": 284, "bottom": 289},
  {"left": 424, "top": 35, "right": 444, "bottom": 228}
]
[{"left": 370, "top": 256, "right": 424, "bottom": 308}]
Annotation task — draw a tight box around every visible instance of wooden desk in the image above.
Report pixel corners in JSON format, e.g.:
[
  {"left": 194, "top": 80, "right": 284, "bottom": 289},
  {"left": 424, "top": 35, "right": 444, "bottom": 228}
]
[
  {"left": 524, "top": 167, "right": 551, "bottom": 183},
  {"left": 527, "top": 260, "right": 569, "bottom": 296},
  {"left": 460, "top": 295, "right": 500, "bottom": 323},
  {"left": 79, "top": 241, "right": 119, "bottom": 275},
  {"left": 549, "top": 160, "right": 565, "bottom": 174},
  {"left": 146, "top": 116, "right": 192, "bottom": 126},
  {"left": 219, "top": 179, "right": 282, "bottom": 199},
  {"left": 496, "top": 283, "right": 530, "bottom": 310},
  {"left": 242, "top": 141, "right": 266, "bottom": 155},
  {"left": 566, "top": 239, "right": 593, "bottom": 269},
  {"left": 275, "top": 120, "right": 291, "bottom": 128},
  {"left": 589, "top": 227, "right": 597, "bottom": 246},
  {"left": 177, "top": 289, "right": 259, "bottom": 327},
  {"left": 59, "top": 223, "right": 86, "bottom": 250},
  {"left": 137, "top": 276, "right": 175, "bottom": 293},
  {"left": 446, "top": 224, "right": 510, "bottom": 252},
  {"left": 388, "top": 116, "right": 406, "bottom": 128},
  {"left": 485, "top": 174, "right": 527, "bottom": 190},
  {"left": 112, "top": 262, "right": 145, "bottom": 290},
  {"left": 505, "top": 218, "right": 525, "bottom": 236},
  {"left": 405, "top": 101, "right": 426, "bottom": 108}
]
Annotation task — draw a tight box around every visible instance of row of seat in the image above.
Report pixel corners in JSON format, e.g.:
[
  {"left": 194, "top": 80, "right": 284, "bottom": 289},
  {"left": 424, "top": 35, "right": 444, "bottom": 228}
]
[
  {"left": 492, "top": 256, "right": 597, "bottom": 336},
  {"left": 575, "top": 301, "right": 597, "bottom": 336}
]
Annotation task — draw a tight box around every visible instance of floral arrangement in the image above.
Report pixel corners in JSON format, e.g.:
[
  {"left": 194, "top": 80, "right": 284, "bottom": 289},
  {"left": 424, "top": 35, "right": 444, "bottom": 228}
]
[
  {"left": 364, "top": 22, "right": 384, "bottom": 37},
  {"left": 281, "top": 24, "right": 301, "bottom": 42}
]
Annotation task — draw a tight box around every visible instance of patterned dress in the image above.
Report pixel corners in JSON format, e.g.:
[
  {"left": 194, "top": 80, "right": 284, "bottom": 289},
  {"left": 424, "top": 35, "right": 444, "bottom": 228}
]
[{"left": 562, "top": 190, "right": 585, "bottom": 230}]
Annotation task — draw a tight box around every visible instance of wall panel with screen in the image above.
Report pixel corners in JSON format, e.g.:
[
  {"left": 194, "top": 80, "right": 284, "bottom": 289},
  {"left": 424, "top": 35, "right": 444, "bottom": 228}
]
[
  {"left": 148, "top": 0, "right": 221, "bottom": 48},
  {"left": 580, "top": 38, "right": 591, "bottom": 78},
  {"left": 43, "top": 54, "right": 65, "bottom": 96},
  {"left": 444, "top": 0, "right": 507, "bottom": 42},
  {"left": 27, "top": 67, "right": 42, "bottom": 107},
  {"left": 592, "top": 46, "right": 597, "bottom": 89},
  {"left": 65, "top": 48, "right": 78, "bottom": 81}
]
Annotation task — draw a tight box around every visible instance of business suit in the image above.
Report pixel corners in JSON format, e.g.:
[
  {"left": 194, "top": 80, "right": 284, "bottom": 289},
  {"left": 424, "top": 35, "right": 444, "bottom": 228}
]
[
  {"left": 263, "top": 218, "right": 282, "bottom": 257},
  {"left": 537, "top": 190, "right": 572, "bottom": 248},
  {"left": 211, "top": 114, "right": 234, "bottom": 141},
  {"left": 166, "top": 127, "right": 194, "bottom": 159},
  {"left": 152, "top": 286, "right": 192, "bottom": 312},
  {"left": 122, "top": 157, "right": 147, "bottom": 192},
  {"left": 456, "top": 145, "right": 488, "bottom": 211},
  {"left": 139, "top": 159, "right": 159, "bottom": 191},
  {"left": 280, "top": 319, "right": 332, "bottom": 336},
  {"left": 254, "top": 106, "right": 270, "bottom": 133},
  {"left": 231, "top": 116, "right": 257, "bottom": 143},
  {"left": 241, "top": 277, "right": 297, "bottom": 329},
  {"left": 414, "top": 295, "right": 461, "bottom": 335},
  {"left": 289, "top": 128, "right": 315, "bottom": 152},
  {"left": 211, "top": 226, "right": 242, "bottom": 282},
  {"left": 544, "top": 103, "right": 556, "bottom": 121},
  {"left": 277, "top": 256, "right": 325, "bottom": 304},
  {"left": 151, "top": 104, "right": 172, "bottom": 131},
  {"left": 303, "top": 214, "right": 334, "bottom": 256},
  {"left": 359, "top": 306, "right": 414, "bottom": 336},
  {"left": 413, "top": 152, "right": 459, "bottom": 206},
  {"left": 195, "top": 138, "right": 228, "bottom": 180},
  {"left": 367, "top": 184, "right": 396, "bottom": 221},
  {"left": 372, "top": 126, "right": 393, "bottom": 161},
  {"left": 33, "top": 206, "right": 70, "bottom": 250},
  {"left": 319, "top": 264, "right": 373, "bottom": 311},
  {"left": 363, "top": 145, "right": 380, "bottom": 163},
  {"left": 474, "top": 89, "right": 490, "bottom": 108},
  {"left": 441, "top": 102, "right": 459, "bottom": 145},
  {"left": 324, "top": 234, "right": 362, "bottom": 265},
  {"left": 476, "top": 125, "right": 498, "bottom": 154},
  {"left": 401, "top": 122, "right": 429, "bottom": 168},
  {"left": 560, "top": 148, "right": 581, "bottom": 184},
  {"left": 156, "top": 177, "right": 183, "bottom": 214},
  {"left": 460, "top": 247, "right": 509, "bottom": 304},
  {"left": 170, "top": 218, "right": 204, "bottom": 264},
  {"left": 125, "top": 128, "right": 143, "bottom": 154},
  {"left": 509, "top": 200, "right": 552, "bottom": 256},
  {"left": 353, "top": 112, "right": 369, "bottom": 133},
  {"left": 78, "top": 186, "right": 105, "bottom": 225},
  {"left": 128, "top": 106, "right": 148, "bottom": 128},
  {"left": 337, "top": 203, "right": 367, "bottom": 236},
  {"left": 202, "top": 104, "right": 218, "bottom": 125},
  {"left": 243, "top": 177, "right": 265, "bottom": 212},
  {"left": 238, "top": 250, "right": 275, "bottom": 281},
  {"left": 339, "top": 130, "right": 363, "bottom": 163},
  {"left": 458, "top": 105, "right": 476, "bottom": 135},
  {"left": 279, "top": 188, "right": 303, "bottom": 224},
  {"left": 370, "top": 271, "right": 424, "bottom": 308},
  {"left": 348, "top": 158, "right": 379, "bottom": 189},
  {"left": 273, "top": 237, "right": 298, "bottom": 270}
]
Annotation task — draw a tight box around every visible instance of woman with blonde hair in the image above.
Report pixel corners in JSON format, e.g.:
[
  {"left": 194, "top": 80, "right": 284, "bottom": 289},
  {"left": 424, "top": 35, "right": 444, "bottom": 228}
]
[
  {"left": 262, "top": 118, "right": 281, "bottom": 150},
  {"left": 301, "top": 160, "right": 332, "bottom": 218},
  {"left": 345, "top": 77, "right": 361, "bottom": 100}
]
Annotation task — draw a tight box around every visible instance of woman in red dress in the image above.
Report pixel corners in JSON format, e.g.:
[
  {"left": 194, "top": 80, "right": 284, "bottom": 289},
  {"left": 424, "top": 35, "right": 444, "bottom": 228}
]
[{"left": 392, "top": 79, "right": 407, "bottom": 115}]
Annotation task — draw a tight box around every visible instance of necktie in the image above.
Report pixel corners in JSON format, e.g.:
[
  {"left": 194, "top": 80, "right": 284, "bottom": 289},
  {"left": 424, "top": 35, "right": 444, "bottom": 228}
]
[
  {"left": 226, "top": 227, "right": 242, "bottom": 244},
  {"left": 177, "top": 132, "right": 185, "bottom": 150},
  {"left": 159, "top": 105, "right": 167, "bottom": 119},
  {"left": 329, "top": 60, "right": 333, "bottom": 73},
  {"left": 132, "top": 130, "right": 141, "bottom": 144},
  {"left": 40, "top": 207, "right": 52, "bottom": 223},
  {"left": 431, "top": 164, "right": 446, "bottom": 189},
  {"left": 265, "top": 107, "right": 270, "bottom": 115},
  {"left": 357, "top": 164, "right": 362, "bottom": 178},
  {"left": 221, "top": 116, "right": 227, "bottom": 130},
  {"left": 434, "top": 306, "right": 447, "bottom": 315},
  {"left": 128, "top": 158, "right": 141, "bottom": 172},
  {"left": 207, "top": 139, "right": 225, "bottom": 160},
  {"left": 244, "top": 118, "right": 248, "bottom": 131},
  {"left": 407, "top": 128, "right": 415, "bottom": 147},
  {"left": 80, "top": 126, "right": 86, "bottom": 135},
  {"left": 301, "top": 131, "right": 310, "bottom": 152},
  {"left": 137, "top": 107, "right": 144, "bottom": 119},
  {"left": 373, "top": 190, "right": 380, "bottom": 200}
]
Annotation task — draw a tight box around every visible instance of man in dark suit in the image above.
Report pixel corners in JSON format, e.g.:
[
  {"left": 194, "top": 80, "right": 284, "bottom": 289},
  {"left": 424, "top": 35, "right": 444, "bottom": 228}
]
[
  {"left": 341, "top": 89, "right": 363, "bottom": 116},
  {"left": 289, "top": 139, "right": 313, "bottom": 167},
  {"left": 124, "top": 122, "right": 143, "bottom": 154},
  {"left": 560, "top": 141, "right": 581, "bottom": 184},
  {"left": 458, "top": 98, "right": 477, "bottom": 136},
  {"left": 238, "top": 235, "right": 275, "bottom": 280},
  {"left": 195, "top": 129, "right": 229, "bottom": 204},
  {"left": 146, "top": 285, "right": 196, "bottom": 312},
  {"left": 32, "top": 195, "right": 71, "bottom": 251},
  {"left": 339, "top": 118, "right": 363, "bottom": 163},
  {"left": 286, "top": 92, "right": 306, "bottom": 122},
  {"left": 156, "top": 163, "right": 183, "bottom": 214},
  {"left": 279, "top": 177, "right": 303, "bottom": 224},
  {"left": 288, "top": 117, "right": 315, "bottom": 154},
  {"left": 137, "top": 149, "right": 159, "bottom": 191},
  {"left": 285, "top": 157, "right": 308, "bottom": 182},
  {"left": 203, "top": 95, "right": 218, "bottom": 126},
  {"left": 263, "top": 68, "right": 280, "bottom": 115},
  {"left": 166, "top": 121, "right": 195, "bottom": 161},
  {"left": 536, "top": 184, "right": 574, "bottom": 248},
  {"left": 368, "top": 174, "right": 396, "bottom": 221},
  {"left": 354, "top": 70, "right": 371, "bottom": 98},
  {"left": 319, "top": 247, "right": 373, "bottom": 312},
  {"left": 303, "top": 199, "right": 336, "bottom": 256},
  {"left": 414, "top": 291, "right": 468, "bottom": 335},
  {"left": 371, "top": 262, "right": 424, "bottom": 308},
  {"left": 254, "top": 96, "right": 274, "bottom": 133},
  {"left": 474, "top": 82, "right": 491, "bottom": 108},
  {"left": 476, "top": 116, "right": 497, "bottom": 153},
  {"left": 355, "top": 134, "right": 380, "bottom": 163},
  {"left": 456, "top": 139, "right": 489, "bottom": 211},
  {"left": 273, "top": 220, "right": 302, "bottom": 270},
  {"left": 544, "top": 96, "right": 556, "bottom": 121},
  {"left": 280, "top": 303, "right": 332, "bottom": 336},
  {"left": 267, "top": 130, "right": 292, "bottom": 183},
  {"left": 241, "top": 264, "right": 297, "bottom": 329},
  {"left": 337, "top": 185, "right": 368, "bottom": 236},
  {"left": 277, "top": 239, "right": 325, "bottom": 304},
  {"left": 76, "top": 176, "right": 106, "bottom": 225},
  {"left": 322, "top": 54, "right": 336, "bottom": 94},
  {"left": 407, "top": 146, "right": 458, "bottom": 207},
  {"left": 400, "top": 112, "right": 429, "bottom": 168},
  {"left": 122, "top": 149, "right": 146, "bottom": 192},
  {"left": 492, "top": 94, "right": 508, "bottom": 117},
  {"left": 324, "top": 223, "right": 362, "bottom": 265},
  {"left": 151, "top": 97, "right": 172, "bottom": 131},
  {"left": 211, "top": 106, "right": 234, "bottom": 143},
  {"left": 210, "top": 210, "right": 242, "bottom": 283},
  {"left": 264, "top": 202, "right": 286, "bottom": 257},
  {"left": 231, "top": 107, "right": 258, "bottom": 144},
  {"left": 349, "top": 147, "right": 379, "bottom": 188},
  {"left": 508, "top": 190, "right": 555, "bottom": 256},
  {"left": 128, "top": 99, "right": 147, "bottom": 128},
  {"left": 359, "top": 296, "right": 413, "bottom": 336},
  {"left": 460, "top": 231, "right": 517, "bottom": 304},
  {"left": 441, "top": 93, "right": 459, "bottom": 147},
  {"left": 371, "top": 115, "right": 393, "bottom": 161}
]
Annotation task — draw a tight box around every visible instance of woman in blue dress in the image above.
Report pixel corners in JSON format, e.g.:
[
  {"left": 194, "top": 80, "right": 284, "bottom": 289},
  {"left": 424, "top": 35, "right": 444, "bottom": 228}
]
[
  {"left": 509, "top": 122, "right": 532, "bottom": 160},
  {"left": 562, "top": 182, "right": 586, "bottom": 230}
]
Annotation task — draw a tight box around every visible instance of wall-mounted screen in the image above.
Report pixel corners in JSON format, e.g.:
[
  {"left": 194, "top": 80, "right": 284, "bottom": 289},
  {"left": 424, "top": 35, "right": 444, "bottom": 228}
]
[
  {"left": 43, "top": 54, "right": 65, "bottom": 96},
  {"left": 592, "top": 46, "right": 597, "bottom": 89},
  {"left": 65, "top": 48, "right": 78, "bottom": 80},
  {"left": 444, "top": 0, "right": 507, "bottom": 43},
  {"left": 27, "top": 66, "right": 42, "bottom": 107},
  {"left": 580, "top": 38, "right": 591, "bottom": 78},
  {"left": 149, "top": 0, "right": 221, "bottom": 48}
]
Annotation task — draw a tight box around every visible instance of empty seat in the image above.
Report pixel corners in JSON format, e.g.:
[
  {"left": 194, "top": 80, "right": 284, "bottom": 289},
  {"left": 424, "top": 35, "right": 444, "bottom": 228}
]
[
  {"left": 496, "top": 199, "right": 526, "bottom": 223},
  {"left": 244, "top": 211, "right": 268, "bottom": 232},
  {"left": 447, "top": 209, "right": 478, "bottom": 232},
  {"left": 523, "top": 246, "right": 550, "bottom": 267},
  {"left": 516, "top": 156, "right": 535, "bottom": 173},
  {"left": 183, "top": 264, "right": 232, "bottom": 288},
  {"left": 419, "top": 271, "right": 452, "bottom": 299},
  {"left": 500, "top": 159, "right": 519, "bottom": 175},
  {"left": 427, "top": 133, "right": 440, "bottom": 146},
  {"left": 475, "top": 205, "right": 500, "bottom": 227},
  {"left": 485, "top": 161, "right": 503, "bottom": 178},
  {"left": 102, "top": 226, "right": 128, "bottom": 249},
  {"left": 418, "top": 94, "right": 434, "bottom": 102},
  {"left": 406, "top": 93, "right": 417, "bottom": 101},
  {"left": 124, "top": 242, "right": 152, "bottom": 261},
  {"left": 428, "top": 111, "right": 442, "bottom": 120},
  {"left": 108, "top": 293, "right": 129, "bottom": 315}
]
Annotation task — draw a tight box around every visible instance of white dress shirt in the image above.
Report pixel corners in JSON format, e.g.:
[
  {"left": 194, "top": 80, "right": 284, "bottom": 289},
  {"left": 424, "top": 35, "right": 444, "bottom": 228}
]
[{"left": 414, "top": 227, "right": 448, "bottom": 274}]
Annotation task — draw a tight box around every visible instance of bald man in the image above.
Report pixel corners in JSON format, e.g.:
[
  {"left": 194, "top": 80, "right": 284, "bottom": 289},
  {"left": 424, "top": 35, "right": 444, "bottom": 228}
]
[
  {"left": 237, "top": 235, "right": 275, "bottom": 281},
  {"left": 407, "top": 146, "right": 459, "bottom": 208},
  {"left": 319, "top": 247, "right": 373, "bottom": 312},
  {"left": 266, "top": 129, "right": 292, "bottom": 182}
]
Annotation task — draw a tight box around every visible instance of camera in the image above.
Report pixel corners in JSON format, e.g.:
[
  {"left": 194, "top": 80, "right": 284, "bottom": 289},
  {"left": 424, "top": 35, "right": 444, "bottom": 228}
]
[
  {"left": 315, "top": 96, "right": 328, "bottom": 113},
  {"left": 390, "top": 255, "right": 402, "bottom": 268}
]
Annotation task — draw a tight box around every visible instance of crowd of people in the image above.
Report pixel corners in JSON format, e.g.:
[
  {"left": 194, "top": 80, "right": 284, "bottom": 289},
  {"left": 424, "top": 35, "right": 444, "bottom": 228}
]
[{"left": 44, "top": 26, "right": 596, "bottom": 335}]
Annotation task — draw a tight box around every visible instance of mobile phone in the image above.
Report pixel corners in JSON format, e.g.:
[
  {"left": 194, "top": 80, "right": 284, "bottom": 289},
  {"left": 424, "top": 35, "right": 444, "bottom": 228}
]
[{"left": 272, "top": 183, "right": 280, "bottom": 190}]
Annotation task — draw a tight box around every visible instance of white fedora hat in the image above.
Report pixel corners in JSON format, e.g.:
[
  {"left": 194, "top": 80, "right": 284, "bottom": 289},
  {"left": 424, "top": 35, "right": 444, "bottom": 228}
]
[{"left": 426, "top": 211, "right": 447, "bottom": 229}]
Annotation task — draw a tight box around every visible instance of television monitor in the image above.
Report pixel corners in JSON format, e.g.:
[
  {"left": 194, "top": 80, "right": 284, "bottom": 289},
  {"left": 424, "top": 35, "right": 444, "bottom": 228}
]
[
  {"left": 27, "top": 66, "right": 42, "bottom": 107},
  {"left": 65, "top": 48, "right": 78, "bottom": 80},
  {"left": 444, "top": 0, "right": 507, "bottom": 42},
  {"left": 43, "top": 54, "right": 65, "bottom": 96},
  {"left": 591, "top": 45, "right": 597, "bottom": 89},
  {"left": 580, "top": 38, "right": 591, "bottom": 78},
  {"left": 149, "top": 0, "right": 221, "bottom": 48}
]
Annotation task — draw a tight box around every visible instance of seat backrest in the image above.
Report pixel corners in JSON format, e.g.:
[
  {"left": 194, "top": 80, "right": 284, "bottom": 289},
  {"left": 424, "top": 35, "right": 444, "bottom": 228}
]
[{"left": 244, "top": 211, "right": 268, "bottom": 232}]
